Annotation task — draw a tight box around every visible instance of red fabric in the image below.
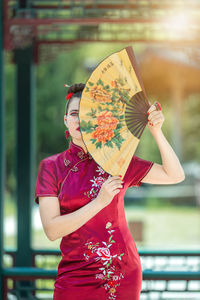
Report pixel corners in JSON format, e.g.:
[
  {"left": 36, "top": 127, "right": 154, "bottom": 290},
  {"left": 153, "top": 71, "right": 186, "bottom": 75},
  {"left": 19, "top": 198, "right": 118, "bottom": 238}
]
[
  {"left": 124, "top": 155, "right": 154, "bottom": 188},
  {"left": 35, "top": 141, "right": 154, "bottom": 299},
  {"left": 35, "top": 159, "right": 59, "bottom": 204}
]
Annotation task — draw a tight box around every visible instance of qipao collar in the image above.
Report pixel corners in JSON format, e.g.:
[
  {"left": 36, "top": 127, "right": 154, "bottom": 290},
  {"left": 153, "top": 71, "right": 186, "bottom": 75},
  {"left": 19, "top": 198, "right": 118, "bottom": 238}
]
[{"left": 68, "top": 140, "right": 93, "bottom": 160}]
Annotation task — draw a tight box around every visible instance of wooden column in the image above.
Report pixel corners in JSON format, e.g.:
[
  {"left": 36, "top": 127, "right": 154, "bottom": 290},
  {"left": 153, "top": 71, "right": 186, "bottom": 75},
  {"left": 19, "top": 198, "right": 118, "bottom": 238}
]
[
  {"left": 14, "top": 45, "right": 36, "bottom": 298},
  {"left": 0, "top": 0, "right": 5, "bottom": 298}
]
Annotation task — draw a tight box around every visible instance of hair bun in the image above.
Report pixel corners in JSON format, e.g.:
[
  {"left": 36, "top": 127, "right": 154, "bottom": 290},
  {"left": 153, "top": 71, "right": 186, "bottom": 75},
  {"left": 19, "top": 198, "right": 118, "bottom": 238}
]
[{"left": 67, "top": 83, "right": 85, "bottom": 94}]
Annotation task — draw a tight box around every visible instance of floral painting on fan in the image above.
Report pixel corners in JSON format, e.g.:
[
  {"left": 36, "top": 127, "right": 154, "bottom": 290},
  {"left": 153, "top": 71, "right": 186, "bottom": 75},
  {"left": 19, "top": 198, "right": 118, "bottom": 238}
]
[{"left": 79, "top": 46, "right": 151, "bottom": 178}]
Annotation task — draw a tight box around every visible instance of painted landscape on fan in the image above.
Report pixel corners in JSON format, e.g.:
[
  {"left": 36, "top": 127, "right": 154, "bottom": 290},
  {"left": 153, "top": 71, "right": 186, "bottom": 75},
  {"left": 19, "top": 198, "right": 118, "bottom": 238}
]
[{"left": 79, "top": 46, "right": 150, "bottom": 177}]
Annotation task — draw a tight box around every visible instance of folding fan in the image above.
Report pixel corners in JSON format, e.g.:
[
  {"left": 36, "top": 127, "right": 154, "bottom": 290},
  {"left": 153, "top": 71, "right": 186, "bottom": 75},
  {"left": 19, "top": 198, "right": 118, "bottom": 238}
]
[{"left": 79, "top": 46, "right": 151, "bottom": 178}]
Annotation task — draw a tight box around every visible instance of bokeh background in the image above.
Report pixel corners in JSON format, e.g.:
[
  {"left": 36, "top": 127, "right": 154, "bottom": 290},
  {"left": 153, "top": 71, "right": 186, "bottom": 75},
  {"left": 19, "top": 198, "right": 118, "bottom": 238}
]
[{"left": 1, "top": 1, "right": 200, "bottom": 299}]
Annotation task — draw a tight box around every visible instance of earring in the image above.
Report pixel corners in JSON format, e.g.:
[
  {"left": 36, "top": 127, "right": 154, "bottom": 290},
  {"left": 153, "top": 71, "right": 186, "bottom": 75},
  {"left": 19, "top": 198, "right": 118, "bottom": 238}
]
[{"left": 65, "top": 130, "right": 70, "bottom": 139}]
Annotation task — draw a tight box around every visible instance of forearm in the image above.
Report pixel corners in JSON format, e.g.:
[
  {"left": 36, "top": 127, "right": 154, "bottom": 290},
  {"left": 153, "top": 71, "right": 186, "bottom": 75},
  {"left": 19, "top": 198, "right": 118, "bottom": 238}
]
[
  {"left": 152, "top": 129, "right": 185, "bottom": 180},
  {"left": 47, "top": 198, "right": 103, "bottom": 241}
]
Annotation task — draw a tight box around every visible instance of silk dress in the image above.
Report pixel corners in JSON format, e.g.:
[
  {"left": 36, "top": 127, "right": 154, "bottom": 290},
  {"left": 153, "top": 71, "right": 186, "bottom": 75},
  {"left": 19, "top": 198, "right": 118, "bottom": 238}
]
[{"left": 35, "top": 140, "right": 154, "bottom": 300}]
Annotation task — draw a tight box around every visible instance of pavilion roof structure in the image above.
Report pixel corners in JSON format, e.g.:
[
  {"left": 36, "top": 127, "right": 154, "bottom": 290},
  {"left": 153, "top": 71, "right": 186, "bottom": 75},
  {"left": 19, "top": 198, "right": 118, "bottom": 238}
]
[{"left": 3, "top": 0, "right": 200, "bottom": 61}]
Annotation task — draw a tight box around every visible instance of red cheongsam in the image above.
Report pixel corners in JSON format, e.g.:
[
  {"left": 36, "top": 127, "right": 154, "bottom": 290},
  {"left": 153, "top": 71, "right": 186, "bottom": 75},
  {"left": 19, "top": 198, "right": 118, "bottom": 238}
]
[{"left": 35, "top": 140, "right": 154, "bottom": 300}]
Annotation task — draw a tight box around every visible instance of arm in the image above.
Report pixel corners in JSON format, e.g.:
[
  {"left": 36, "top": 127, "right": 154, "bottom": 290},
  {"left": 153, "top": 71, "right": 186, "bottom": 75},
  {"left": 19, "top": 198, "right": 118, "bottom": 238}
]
[
  {"left": 39, "top": 176, "right": 123, "bottom": 241},
  {"left": 141, "top": 104, "right": 185, "bottom": 185},
  {"left": 39, "top": 196, "right": 103, "bottom": 241}
]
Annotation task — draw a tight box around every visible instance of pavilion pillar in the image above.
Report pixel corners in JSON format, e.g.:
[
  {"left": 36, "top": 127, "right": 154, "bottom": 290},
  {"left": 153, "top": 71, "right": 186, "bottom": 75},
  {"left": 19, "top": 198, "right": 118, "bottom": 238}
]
[
  {"left": 0, "top": 0, "right": 5, "bottom": 298},
  {"left": 14, "top": 45, "right": 35, "bottom": 296}
]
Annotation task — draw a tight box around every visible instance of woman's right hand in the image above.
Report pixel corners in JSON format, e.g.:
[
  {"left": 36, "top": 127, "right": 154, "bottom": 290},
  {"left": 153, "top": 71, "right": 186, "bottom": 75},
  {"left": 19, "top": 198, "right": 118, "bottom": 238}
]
[{"left": 96, "top": 175, "right": 124, "bottom": 208}]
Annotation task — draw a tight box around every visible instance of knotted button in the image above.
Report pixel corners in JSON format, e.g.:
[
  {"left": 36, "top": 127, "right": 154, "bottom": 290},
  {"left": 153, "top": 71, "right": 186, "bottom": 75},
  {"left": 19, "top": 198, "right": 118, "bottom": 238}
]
[
  {"left": 77, "top": 151, "right": 85, "bottom": 159},
  {"left": 77, "top": 150, "right": 93, "bottom": 160},
  {"left": 71, "top": 166, "right": 79, "bottom": 172},
  {"left": 64, "top": 159, "right": 71, "bottom": 167},
  {"left": 64, "top": 159, "right": 79, "bottom": 172}
]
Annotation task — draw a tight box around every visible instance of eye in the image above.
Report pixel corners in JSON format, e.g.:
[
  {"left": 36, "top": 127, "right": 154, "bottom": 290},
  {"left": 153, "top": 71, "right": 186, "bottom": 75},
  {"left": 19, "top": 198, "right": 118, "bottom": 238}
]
[{"left": 70, "top": 112, "right": 79, "bottom": 116}]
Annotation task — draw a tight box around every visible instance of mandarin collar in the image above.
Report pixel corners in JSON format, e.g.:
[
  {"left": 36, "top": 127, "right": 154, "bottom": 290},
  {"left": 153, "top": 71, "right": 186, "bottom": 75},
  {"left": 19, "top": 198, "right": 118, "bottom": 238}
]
[{"left": 68, "top": 140, "right": 93, "bottom": 160}]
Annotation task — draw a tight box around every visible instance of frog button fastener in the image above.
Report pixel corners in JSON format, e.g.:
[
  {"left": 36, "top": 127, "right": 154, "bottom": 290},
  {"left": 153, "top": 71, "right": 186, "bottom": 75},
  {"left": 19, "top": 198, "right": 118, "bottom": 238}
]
[
  {"left": 64, "top": 159, "right": 71, "bottom": 167},
  {"left": 71, "top": 166, "right": 79, "bottom": 172}
]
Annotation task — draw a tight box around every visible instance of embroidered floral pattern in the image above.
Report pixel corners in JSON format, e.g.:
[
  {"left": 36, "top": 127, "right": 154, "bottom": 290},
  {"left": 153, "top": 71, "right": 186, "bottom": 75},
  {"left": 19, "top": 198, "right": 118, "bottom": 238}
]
[
  {"left": 84, "top": 165, "right": 110, "bottom": 200},
  {"left": 83, "top": 222, "right": 125, "bottom": 299}
]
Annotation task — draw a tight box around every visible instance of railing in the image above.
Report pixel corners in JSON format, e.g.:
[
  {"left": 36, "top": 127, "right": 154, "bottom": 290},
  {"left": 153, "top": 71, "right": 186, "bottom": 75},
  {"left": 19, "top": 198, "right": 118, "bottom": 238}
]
[{"left": 3, "top": 249, "right": 200, "bottom": 300}]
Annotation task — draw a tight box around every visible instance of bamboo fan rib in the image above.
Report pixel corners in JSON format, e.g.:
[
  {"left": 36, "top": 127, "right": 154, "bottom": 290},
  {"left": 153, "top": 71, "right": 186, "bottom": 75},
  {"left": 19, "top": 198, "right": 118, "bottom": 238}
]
[{"left": 125, "top": 91, "right": 149, "bottom": 139}]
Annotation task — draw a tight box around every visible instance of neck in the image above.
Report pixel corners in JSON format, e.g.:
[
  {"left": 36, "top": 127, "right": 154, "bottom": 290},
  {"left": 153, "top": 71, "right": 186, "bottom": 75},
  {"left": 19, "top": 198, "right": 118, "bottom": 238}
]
[{"left": 72, "top": 138, "right": 88, "bottom": 154}]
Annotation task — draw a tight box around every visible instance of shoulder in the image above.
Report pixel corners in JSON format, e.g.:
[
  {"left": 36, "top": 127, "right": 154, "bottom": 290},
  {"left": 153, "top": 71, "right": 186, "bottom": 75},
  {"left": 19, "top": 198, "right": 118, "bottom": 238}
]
[{"left": 39, "top": 149, "right": 68, "bottom": 169}]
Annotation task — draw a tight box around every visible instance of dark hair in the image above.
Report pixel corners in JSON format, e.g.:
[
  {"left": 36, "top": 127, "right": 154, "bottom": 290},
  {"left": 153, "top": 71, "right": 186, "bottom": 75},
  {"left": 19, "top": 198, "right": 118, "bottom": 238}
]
[{"left": 65, "top": 83, "right": 85, "bottom": 115}]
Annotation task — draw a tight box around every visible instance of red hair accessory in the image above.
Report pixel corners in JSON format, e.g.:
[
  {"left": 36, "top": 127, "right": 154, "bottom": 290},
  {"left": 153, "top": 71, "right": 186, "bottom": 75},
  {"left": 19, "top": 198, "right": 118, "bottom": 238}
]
[
  {"left": 64, "top": 83, "right": 74, "bottom": 101},
  {"left": 66, "top": 92, "right": 74, "bottom": 101}
]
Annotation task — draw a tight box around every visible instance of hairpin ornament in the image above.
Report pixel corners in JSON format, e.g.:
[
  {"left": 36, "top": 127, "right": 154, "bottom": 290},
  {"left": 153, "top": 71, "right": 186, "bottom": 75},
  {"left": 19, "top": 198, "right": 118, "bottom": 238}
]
[
  {"left": 66, "top": 92, "right": 74, "bottom": 101},
  {"left": 64, "top": 83, "right": 74, "bottom": 101}
]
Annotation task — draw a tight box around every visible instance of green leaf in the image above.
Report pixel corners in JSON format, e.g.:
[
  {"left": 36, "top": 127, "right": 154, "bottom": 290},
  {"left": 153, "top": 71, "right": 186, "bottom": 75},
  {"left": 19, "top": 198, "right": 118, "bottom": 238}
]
[
  {"left": 97, "top": 79, "right": 104, "bottom": 86},
  {"left": 91, "top": 138, "right": 96, "bottom": 144},
  {"left": 112, "top": 139, "right": 121, "bottom": 151},
  {"left": 80, "top": 120, "right": 95, "bottom": 133},
  {"left": 88, "top": 81, "right": 94, "bottom": 86},
  {"left": 109, "top": 235, "right": 113, "bottom": 242},
  {"left": 105, "top": 141, "right": 113, "bottom": 148},
  {"left": 96, "top": 142, "right": 102, "bottom": 149},
  {"left": 120, "top": 253, "right": 124, "bottom": 256},
  {"left": 86, "top": 108, "right": 97, "bottom": 118}
]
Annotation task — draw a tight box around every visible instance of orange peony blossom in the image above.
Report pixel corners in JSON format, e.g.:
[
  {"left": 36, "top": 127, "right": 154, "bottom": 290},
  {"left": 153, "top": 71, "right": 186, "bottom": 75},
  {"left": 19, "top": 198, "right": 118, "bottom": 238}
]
[
  {"left": 97, "top": 111, "right": 118, "bottom": 130},
  {"left": 92, "top": 127, "right": 114, "bottom": 144},
  {"left": 90, "top": 86, "right": 112, "bottom": 103}
]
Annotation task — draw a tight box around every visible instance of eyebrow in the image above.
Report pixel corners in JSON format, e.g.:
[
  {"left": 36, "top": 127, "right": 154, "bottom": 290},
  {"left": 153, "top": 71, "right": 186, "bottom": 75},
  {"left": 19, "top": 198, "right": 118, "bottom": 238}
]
[{"left": 69, "top": 109, "right": 79, "bottom": 113}]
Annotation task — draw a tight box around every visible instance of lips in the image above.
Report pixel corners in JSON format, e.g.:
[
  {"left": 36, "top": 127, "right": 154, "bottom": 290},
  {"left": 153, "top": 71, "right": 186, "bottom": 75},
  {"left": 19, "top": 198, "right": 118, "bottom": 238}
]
[{"left": 76, "top": 127, "right": 80, "bottom": 131}]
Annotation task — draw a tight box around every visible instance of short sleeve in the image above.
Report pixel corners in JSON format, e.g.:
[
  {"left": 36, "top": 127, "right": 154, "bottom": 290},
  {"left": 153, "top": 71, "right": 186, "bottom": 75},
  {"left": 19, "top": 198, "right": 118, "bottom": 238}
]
[
  {"left": 124, "top": 155, "right": 154, "bottom": 188},
  {"left": 34, "top": 159, "right": 58, "bottom": 204}
]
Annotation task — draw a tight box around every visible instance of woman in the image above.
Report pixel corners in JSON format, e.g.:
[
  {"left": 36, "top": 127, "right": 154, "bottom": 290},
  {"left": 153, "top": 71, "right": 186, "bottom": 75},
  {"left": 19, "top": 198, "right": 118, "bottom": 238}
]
[{"left": 35, "top": 83, "right": 185, "bottom": 300}]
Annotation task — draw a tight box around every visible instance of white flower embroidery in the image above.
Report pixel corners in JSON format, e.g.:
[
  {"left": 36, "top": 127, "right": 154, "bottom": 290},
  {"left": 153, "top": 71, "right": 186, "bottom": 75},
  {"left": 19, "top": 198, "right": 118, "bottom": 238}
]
[
  {"left": 83, "top": 222, "right": 125, "bottom": 299},
  {"left": 96, "top": 165, "right": 105, "bottom": 175},
  {"left": 90, "top": 176, "right": 104, "bottom": 187},
  {"left": 96, "top": 247, "right": 112, "bottom": 261},
  {"left": 106, "top": 222, "right": 112, "bottom": 229},
  {"left": 90, "top": 176, "right": 99, "bottom": 187},
  {"left": 89, "top": 187, "right": 97, "bottom": 196},
  {"left": 84, "top": 167, "right": 109, "bottom": 201}
]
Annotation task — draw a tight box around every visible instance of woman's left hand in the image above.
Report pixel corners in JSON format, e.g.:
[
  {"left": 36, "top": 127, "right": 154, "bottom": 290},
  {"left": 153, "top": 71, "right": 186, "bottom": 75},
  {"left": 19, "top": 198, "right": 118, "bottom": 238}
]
[{"left": 147, "top": 102, "right": 165, "bottom": 134}]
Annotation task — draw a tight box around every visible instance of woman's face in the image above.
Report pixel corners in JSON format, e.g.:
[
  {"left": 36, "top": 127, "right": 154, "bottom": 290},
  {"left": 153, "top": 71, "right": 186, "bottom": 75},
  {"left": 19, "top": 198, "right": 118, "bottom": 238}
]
[{"left": 64, "top": 96, "right": 82, "bottom": 140}]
